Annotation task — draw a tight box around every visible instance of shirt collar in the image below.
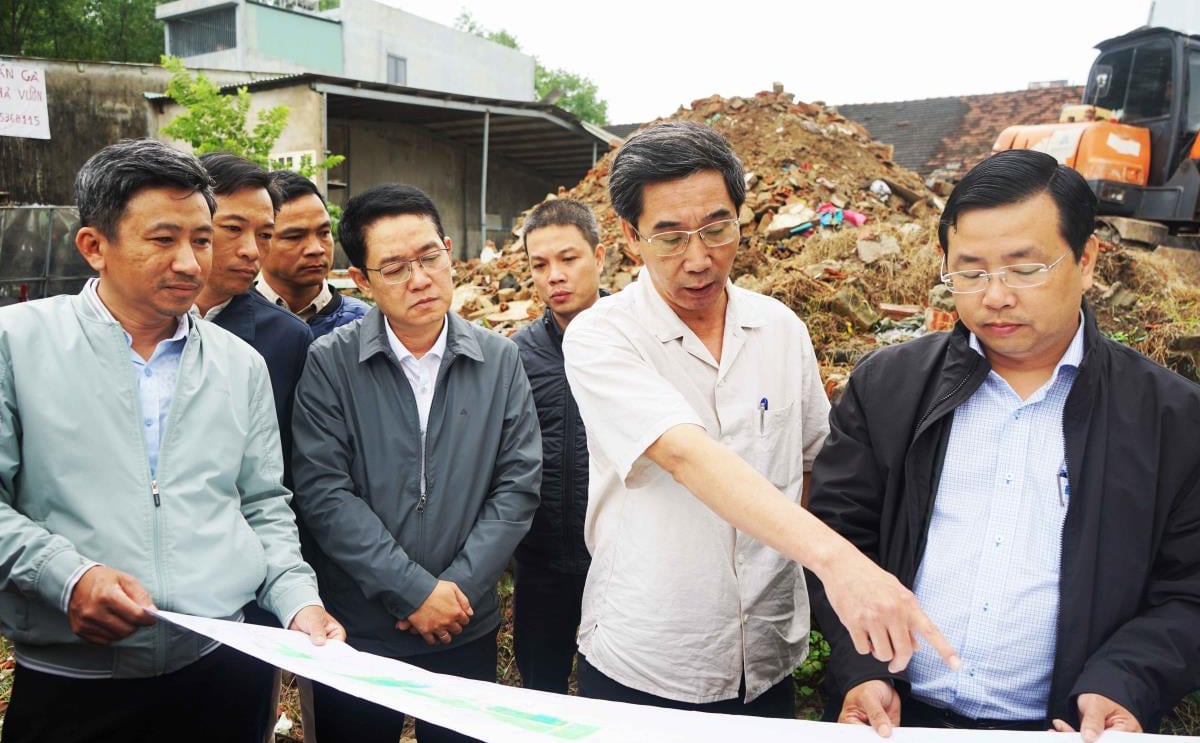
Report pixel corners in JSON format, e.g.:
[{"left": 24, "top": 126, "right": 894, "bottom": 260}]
[
  {"left": 191, "top": 296, "right": 234, "bottom": 322},
  {"left": 254, "top": 276, "right": 333, "bottom": 318},
  {"left": 85, "top": 277, "right": 190, "bottom": 343},
  {"left": 969, "top": 310, "right": 1086, "bottom": 377},
  {"left": 385, "top": 313, "right": 449, "bottom": 365},
  {"left": 635, "top": 269, "right": 766, "bottom": 344}
]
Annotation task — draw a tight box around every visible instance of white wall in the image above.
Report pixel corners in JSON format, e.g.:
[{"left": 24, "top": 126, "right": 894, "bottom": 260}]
[{"left": 334, "top": 0, "right": 536, "bottom": 100}]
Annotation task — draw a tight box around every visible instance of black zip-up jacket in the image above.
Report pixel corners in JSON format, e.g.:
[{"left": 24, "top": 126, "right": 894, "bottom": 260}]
[
  {"left": 806, "top": 304, "right": 1200, "bottom": 729},
  {"left": 512, "top": 300, "right": 606, "bottom": 575}
]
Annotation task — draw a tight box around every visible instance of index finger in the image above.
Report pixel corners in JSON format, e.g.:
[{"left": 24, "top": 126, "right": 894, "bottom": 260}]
[{"left": 913, "top": 607, "right": 960, "bottom": 671}]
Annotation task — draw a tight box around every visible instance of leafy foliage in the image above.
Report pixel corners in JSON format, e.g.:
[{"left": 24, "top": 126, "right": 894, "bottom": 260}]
[
  {"left": 0, "top": 0, "right": 163, "bottom": 62},
  {"left": 453, "top": 11, "right": 609, "bottom": 125},
  {"left": 159, "top": 56, "right": 344, "bottom": 178}
]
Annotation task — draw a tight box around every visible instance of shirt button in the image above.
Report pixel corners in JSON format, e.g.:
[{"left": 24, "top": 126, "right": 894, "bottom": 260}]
[
  {"left": 144, "top": 418, "right": 152, "bottom": 427},
  {"left": 736, "top": 554, "right": 745, "bottom": 565},
  {"left": 742, "top": 614, "right": 750, "bottom": 623},
  {"left": 994, "top": 536, "right": 1003, "bottom": 547},
  {"left": 1003, "top": 474, "right": 1013, "bottom": 485},
  {"left": 1013, "top": 411, "right": 1021, "bottom": 420},
  {"left": 968, "top": 668, "right": 976, "bottom": 678},
  {"left": 143, "top": 368, "right": 152, "bottom": 377}
]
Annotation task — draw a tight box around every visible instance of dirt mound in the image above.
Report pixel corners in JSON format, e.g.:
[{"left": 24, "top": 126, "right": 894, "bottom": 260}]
[{"left": 453, "top": 89, "right": 1200, "bottom": 383}]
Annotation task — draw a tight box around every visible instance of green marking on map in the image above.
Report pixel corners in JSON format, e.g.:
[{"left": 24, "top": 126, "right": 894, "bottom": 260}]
[
  {"left": 328, "top": 673, "right": 600, "bottom": 739},
  {"left": 273, "top": 645, "right": 315, "bottom": 660}
]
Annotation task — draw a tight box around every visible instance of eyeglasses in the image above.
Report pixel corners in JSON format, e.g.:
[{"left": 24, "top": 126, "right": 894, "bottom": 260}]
[
  {"left": 364, "top": 248, "right": 451, "bottom": 285},
  {"left": 940, "top": 250, "right": 1073, "bottom": 294},
  {"left": 633, "top": 217, "right": 740, "bottom": 257}
]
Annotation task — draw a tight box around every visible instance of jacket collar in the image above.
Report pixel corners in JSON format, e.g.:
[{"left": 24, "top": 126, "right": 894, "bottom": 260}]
[
  {"left": 540, "top": 288, "right": 611, "bottom": 345},
  {"left": 635, "top": 270, "right": 766, "bottom": 344},
  {"left": 358, "top": 307, "right": 484, "bottom": 365},
  {"left": 212, "top": 293, "right": 256, "bottom": 341}
]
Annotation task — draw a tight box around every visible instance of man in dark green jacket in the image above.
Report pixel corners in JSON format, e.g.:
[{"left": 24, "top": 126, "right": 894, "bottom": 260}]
[{"left": 291, "top": 184, "right": 541, "bottom": 743}]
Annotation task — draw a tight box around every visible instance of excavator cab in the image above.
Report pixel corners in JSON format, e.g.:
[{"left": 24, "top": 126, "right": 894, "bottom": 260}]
[{"left": 995, "top": 27, "right": 1200, "bottom": 228}]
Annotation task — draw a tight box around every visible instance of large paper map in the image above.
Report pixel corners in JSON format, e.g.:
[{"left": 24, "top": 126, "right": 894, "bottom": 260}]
[{"left": 154, "top": 611, "right": 1195, "bottom": 743}]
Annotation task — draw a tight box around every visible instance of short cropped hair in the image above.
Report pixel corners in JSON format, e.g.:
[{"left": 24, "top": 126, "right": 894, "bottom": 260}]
[
  {"left": 268, "top": 169, "right": 325, "bottom": 206},
  {"left": 75, "top": 139, "right": 215, "bottom": 238},
  {"left": 939, "top": 149, "right": 1098, "bottom": 259},
  {"left": 521, "top": 198, "right": 601, "bottom": 250},
  {"left": 608, "top": 120, "right": 745, "bottom": 227},
  {"left": 338, "top": 184, "right": 446, "bottom": 269},
  {"left": 199, "top": 153, "right": 282, "bottom": 212}
]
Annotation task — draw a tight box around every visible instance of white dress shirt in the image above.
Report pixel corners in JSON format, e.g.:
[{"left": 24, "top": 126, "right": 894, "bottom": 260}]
[
  {"left": 562, "top": 270, "right": 830, "bottom": 704},
  {"left": 386, "top": 316, "right": 449, "bottom": 494}
]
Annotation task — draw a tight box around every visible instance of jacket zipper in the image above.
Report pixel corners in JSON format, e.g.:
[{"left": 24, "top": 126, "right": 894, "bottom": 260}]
[
  {"left": 911, "top": 355, "right": 980, "bottom": 440},
  {"left": 151, "top": 479, "right": 161, "bottom": 507},
  {"left": 560, "top": 384, "right": 576, "bottom": 566}
]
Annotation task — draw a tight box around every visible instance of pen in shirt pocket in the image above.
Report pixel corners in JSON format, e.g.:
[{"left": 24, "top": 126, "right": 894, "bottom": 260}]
[
  {"left": 1057, "top": 464, "right": 1070, "bottom": 506},
  {"left": 759, "top": 397, "right": 768, "bottom": 435}
]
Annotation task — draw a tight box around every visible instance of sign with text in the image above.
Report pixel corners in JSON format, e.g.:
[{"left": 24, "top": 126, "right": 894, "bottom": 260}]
[{"left": 0, "top": 60, "right": 50, "bottom": 140}]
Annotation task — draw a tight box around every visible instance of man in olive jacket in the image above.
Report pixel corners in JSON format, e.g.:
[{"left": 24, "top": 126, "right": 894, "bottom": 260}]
[{"left": 291, "top": 184, "right": 541, "bottom": 743}]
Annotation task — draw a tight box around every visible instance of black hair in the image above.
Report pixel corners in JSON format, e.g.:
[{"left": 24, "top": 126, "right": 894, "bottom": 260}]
[
  {"left": 75, "top": 139, "right": 216, "bottom": 238},
  {"left": 338, "top": 184, "right": 446, "bottom": 269},
  {"left": 939, "top": 149, "right": 1097, "bottom": 259},
  {"left": 199, "top": 153, "right": 282, "bottom": 212},
  {"left": 521, "top": 198, "right": 601, "bottom": 249},
  {"left": 268, "top": 169, "right": 326, "bottom": 206},
  {"left": 608, "top": 120, "right": 745, "bottom": 228}
]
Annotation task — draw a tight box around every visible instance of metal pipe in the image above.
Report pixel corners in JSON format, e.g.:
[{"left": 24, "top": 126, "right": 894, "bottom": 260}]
[
  {"left": 592, "top": 141, "right": 598, "bottom": 167},
  {"left": 480, "top": 110, "right": 490, "bottom": 256}
]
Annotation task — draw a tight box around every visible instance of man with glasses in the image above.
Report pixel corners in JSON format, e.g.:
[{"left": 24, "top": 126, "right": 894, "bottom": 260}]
[
  {"left": 562, "top": 120, "right": 959, "bottom": 719},
  {"left": 807, "top": 149, "right": 1200, "bottom": 738},
  {"left": 290, "top": 184, "right": 541, "bottom": 743}
]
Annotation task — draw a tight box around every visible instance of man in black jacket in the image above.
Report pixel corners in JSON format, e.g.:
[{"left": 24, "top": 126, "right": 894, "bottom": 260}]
[
  {"left": 808, "top": 149, "right": 1200, "bottom": 739},
  {"left": 511, "top": 198, "right": 606, "bottom": 693},
  {"left": 195, "top": 154, "right": 314, "bottom": 453}
]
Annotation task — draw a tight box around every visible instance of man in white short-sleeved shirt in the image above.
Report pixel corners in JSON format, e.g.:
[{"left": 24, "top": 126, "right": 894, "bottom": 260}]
[{"left": 562, "top": 120, "right": 960, "bottom": 717}]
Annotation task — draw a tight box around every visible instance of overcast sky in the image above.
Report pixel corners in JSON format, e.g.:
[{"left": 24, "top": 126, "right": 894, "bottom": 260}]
[{"left": 381, "top": 0, "right": 1152, "bottom": 124}]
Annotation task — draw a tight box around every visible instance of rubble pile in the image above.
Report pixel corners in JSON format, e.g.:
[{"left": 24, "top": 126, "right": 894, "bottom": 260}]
[{"left": 452, "top": 88, "right": 1200, "bottom": 382}]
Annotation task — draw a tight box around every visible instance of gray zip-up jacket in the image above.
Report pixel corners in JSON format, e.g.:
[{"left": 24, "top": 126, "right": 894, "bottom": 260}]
[{"left": 291, "top": 308, "right": 541, "bottom": 657}]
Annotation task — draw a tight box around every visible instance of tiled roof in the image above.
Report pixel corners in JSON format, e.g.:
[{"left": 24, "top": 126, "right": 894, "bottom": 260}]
[{"left": 838, "top": 87, "right": 1084, "bottom": 180}]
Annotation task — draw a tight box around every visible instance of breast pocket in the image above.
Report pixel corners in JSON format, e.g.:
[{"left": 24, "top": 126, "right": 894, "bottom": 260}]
[{"left": 755, "top": 402, "right": 797, "bottom": 492}]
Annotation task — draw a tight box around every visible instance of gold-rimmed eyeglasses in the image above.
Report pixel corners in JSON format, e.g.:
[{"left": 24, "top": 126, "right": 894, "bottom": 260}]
[
  {"left": 633, "top": 217, "right": 741, "bottom": 257},
  {"left": 364, "top": 248, "right": 452, "bottom": 285}
]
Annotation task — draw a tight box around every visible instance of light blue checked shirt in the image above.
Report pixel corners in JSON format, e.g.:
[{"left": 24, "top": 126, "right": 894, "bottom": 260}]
[
  {"left": 84, "top": 278, "right": 189, "bottom": 477},
  {"left": 906, "top": 315, "right": 1084, "bottom": 720}
]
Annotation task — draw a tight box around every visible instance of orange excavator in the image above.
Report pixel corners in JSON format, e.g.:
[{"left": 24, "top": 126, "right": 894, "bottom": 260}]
[{"left": 993, "top": 26, "right": 1200, "bottom": 247}]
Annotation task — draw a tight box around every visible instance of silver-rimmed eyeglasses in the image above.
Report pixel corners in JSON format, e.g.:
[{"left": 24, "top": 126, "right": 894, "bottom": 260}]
[
  {"left": 364, "top": 248, "right": 452, "bottom": 285},
  {"left": 633, "top": 218, "right": 740, "bottom": 257},
  {"left": 940, "top": 250, "right": 1073, "bottom": 294}
]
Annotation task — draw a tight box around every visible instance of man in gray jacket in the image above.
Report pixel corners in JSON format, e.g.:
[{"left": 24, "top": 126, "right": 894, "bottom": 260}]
[
  {"left": 292, "top": 184, "right": 541, "bottom": 743},
  {"left": 0, "top": 140, "right": 343, "bottom": 743}
]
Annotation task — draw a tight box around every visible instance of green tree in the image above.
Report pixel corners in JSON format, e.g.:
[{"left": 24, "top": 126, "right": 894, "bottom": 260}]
[
  {"left": 159, "top": 56, "right": 344, "bottom": 178},
  {"left": 1, "top": 0, "right": 162, "bottom": 63},
  {"left": 453, "top": 10, "right": 609, "bottom": 125}
]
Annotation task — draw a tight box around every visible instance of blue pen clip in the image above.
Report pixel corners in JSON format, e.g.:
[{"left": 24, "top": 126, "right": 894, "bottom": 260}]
[
  {"left": 1057, "top": 466, "right": 1070, "bottom": 506},
  {"left": 759, "top": 397, "right": 768, "bottom": 435}
]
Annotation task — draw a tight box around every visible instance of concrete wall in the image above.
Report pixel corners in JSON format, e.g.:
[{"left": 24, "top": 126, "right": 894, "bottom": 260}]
[
  {"left": 328, "top": 116, "right": 552, "bottom": 258},
  {"left": 159, "top": 0, "right": 535, "bottom": 101},
  {"left": 328, "top": 0, "right": 535, "bottom": 100},
  {"left": 0, "top": 57, "right": 254, "bottom": 205},
  {"left": 151, "top": 82, "right": 328, "bottom": 190}
]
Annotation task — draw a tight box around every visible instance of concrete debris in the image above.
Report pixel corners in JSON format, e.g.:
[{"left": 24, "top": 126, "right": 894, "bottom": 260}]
[
  {"left": 856, "top": 236, "right": 902, "bottom": 264},
  {"left": 446, "top": 89, "right": 1199, "bottom": 382}
]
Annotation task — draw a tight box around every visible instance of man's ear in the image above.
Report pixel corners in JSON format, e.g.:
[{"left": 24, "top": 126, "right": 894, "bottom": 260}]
[
  {"left": 593, "top": 242, "right": 606, "bottom": 269},
  {"left": 1078, "top": 235, "right": 1099, "bottom": 292},
  {"left": 76, "top": 226, "right": 108, "bottom": 273},
  {"left": 348, "top": 266, "right": 372, "bottom": 299},
  {"left": 619, "top": 219, "right": 640, "bottom": 258}
]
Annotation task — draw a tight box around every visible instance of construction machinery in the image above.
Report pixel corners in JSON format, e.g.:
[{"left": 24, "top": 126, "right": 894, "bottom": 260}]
[{"left": 993, "top": 26, "right": 1200, "bottom": 249}]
